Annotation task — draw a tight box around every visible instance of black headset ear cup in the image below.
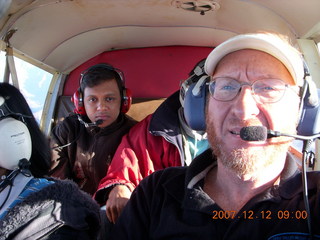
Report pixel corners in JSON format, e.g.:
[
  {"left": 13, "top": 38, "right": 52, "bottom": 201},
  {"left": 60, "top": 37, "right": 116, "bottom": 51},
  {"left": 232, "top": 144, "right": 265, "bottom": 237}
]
[
  {"left": 71, "top": 89, "right": 86, "bottom": 115},
  {"left": 183, "top": 80, "right": 208, "bottom": 131},
  {"left": 297, "top": 88, "right": 320, "bottom": 136},
  {"left": 121, "top": 88, "right": 132, "bottom": 113}
]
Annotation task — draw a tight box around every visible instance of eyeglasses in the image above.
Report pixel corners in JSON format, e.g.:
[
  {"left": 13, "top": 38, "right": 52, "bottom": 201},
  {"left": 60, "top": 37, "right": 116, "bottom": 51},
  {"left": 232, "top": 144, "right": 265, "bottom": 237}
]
[{"left": 208, "top": 77, "right": 298, "bottom": 104}]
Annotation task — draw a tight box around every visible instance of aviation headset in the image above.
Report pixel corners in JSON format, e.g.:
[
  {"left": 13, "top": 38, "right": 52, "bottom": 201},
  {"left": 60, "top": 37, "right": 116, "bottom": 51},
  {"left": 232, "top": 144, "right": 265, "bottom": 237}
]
[
  {"left": 0, "top": 96, "right": 32, "bottom": 171},
  {"left": 183, "top": 59, "right": 320, "bottom": 136},
  {"left": 71, "top": 63, "right": 132, "bottom": 115},
  {"left": 181, "top": 59, "right": 209, "bottom": 131}
]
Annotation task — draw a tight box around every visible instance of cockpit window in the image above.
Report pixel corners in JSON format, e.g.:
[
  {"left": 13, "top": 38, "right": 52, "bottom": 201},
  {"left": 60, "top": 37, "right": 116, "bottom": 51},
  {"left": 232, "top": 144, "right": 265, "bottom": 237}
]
[{"left": 0, "top": 51, "right": 52, "bottom": 123}]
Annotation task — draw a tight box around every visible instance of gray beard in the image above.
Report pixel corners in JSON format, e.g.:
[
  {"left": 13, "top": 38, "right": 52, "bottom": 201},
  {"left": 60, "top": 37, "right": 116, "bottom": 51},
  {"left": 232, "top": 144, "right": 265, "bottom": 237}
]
[
  {"left": 206, "top": 117, "right": 292, "bottom": 178},
  {"left": 215, "top": 144, "right": 290, "bottom": 178}
]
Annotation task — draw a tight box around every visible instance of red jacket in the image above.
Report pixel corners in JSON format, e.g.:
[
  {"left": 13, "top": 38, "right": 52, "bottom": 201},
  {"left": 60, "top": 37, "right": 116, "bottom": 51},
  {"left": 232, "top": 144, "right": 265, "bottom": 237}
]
[{"left": 94, "top": 91, "right": 184, "bottom": 204}]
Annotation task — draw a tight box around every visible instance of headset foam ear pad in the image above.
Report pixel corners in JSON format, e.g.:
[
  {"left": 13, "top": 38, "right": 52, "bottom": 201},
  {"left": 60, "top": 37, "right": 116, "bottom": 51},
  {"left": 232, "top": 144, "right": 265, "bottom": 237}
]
[
  {"left": 121, "top": 88, "right": 132, "bottom": 113},
  {"left": 183, "top": 82, "right": 207, "bottom": 131},
  {"left": 297, "top": 88, "right": 320, "bottom": 136},
  {"left": 0, "top": 117, "right": 32, "bottom": 170},
  {"left": 71, "top": 90, "right": 86, "bottom": 115}
]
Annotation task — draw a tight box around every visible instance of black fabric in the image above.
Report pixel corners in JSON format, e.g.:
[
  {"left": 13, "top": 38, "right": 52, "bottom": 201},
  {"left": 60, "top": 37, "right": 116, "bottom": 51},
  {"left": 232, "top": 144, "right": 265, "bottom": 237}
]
[
  {"left": 110, "top": 150, "right": 320, "bottom": 239},
  {"left": 50, "top": 113, "right": 137, "bottom": 195},
  {"left": 0, "top": 178, "right": 100, "bottom": 240},
  {"left": 149, "top": 90, "right": 181, "bottom": 136}
]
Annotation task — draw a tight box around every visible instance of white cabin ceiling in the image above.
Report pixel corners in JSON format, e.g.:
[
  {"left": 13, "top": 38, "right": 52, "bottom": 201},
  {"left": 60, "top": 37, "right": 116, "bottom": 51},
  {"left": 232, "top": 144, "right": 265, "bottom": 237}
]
[{"left": 0, "top": 0, "right": 320, "bottom": 73}]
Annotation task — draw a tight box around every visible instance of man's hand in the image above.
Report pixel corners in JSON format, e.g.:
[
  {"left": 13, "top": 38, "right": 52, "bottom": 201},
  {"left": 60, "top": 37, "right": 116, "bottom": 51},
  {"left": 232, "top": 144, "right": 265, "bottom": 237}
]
[{"left": 106, "top": 185, "right": 132, "bottom": 223}]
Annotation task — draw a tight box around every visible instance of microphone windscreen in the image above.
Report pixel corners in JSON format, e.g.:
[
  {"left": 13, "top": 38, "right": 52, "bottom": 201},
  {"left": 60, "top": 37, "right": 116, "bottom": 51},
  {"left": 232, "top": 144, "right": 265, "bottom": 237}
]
[
  {"left": 96, "top": 119, "right": 104, "bottom": 125},
  {"left": 240, "top": 126, "right": 268, "bottom": 141}
]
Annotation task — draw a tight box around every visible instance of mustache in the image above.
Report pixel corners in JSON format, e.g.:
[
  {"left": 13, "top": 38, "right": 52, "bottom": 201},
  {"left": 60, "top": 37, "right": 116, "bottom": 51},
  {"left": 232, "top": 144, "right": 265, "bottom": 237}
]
[{"left": 228, "top": 118, "right": 264, "bottom": 128}]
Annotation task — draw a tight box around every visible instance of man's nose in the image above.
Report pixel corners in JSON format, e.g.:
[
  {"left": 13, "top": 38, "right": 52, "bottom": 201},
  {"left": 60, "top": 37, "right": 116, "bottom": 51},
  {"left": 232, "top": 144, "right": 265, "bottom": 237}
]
[
  {"left": 97, "top": 100, "right": 108, "bottom": 110},
  {"left": 232, "top": 87, "right": 260, "bottom": 120}
]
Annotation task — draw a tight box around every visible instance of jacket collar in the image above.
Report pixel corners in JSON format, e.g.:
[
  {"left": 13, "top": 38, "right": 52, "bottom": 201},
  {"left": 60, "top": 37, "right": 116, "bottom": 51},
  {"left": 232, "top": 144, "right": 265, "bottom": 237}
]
[
  {"left": 163, "top": 149, "right": 303, "bottom": 213},
  {"left": 149, "top": 91, "right": 181, "bottom": 135},
  {"left": 162, "top": 149, "right": 216, "bottom": 214}
]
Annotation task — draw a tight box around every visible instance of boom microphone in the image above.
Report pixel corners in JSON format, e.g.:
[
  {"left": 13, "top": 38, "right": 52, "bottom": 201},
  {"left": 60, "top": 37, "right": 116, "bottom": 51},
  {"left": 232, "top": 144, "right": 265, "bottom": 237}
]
[
  {"left": 240, "top": 126, "right": 268, "bottom": 141},
  {"left": 95, "top": 119, "right": 104, "bottom": 125},
  {"left": 77, "top": 115, "right": 103, "bottom": 127},
  {"left": 240, "top": 126, "right": 320, "bottom": 141},
  {"left": 51, "top": 118, "right": 104, "bottom": 151},
  {"left": 267, "top": 129, "right": 320, "bottom": 141}
]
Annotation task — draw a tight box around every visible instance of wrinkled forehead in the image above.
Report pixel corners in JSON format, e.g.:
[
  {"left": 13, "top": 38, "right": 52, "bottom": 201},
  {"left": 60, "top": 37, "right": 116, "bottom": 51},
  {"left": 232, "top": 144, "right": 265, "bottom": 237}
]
[{"left": 213, "top": 49, "right": 295, "bottom": 84}]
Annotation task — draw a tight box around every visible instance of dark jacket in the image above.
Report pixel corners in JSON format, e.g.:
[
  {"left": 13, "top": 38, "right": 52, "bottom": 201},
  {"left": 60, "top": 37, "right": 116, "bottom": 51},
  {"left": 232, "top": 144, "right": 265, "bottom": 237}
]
[
  {"left": 50, "top": 113, "right": 137, "bottom": 195},
  {"left": 111, "top": 149, "right": 320, "bottom": 240},
  {"left": 0, "top": 178, "right": 100, "bottom": 240}
]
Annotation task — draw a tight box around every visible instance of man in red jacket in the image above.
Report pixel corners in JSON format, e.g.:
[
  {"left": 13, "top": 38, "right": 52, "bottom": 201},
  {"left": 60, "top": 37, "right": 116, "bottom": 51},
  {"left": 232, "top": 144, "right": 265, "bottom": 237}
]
[{"left": 94, "top": 59, "right": 209, "bottom": 224}]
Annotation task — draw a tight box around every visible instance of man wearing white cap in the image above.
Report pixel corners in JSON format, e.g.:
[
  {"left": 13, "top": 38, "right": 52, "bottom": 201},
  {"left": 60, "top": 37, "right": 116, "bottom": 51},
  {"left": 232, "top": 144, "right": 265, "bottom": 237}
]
[{"left": 109, "top": 32, "right": 320, "bottom": 240}]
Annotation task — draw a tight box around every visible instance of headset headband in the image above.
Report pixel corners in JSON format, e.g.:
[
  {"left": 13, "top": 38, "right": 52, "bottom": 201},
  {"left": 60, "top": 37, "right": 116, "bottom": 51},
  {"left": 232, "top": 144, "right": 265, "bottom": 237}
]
[
  {"left": 0, "top": 96, "right": 32, "bottom": 122},
  {"left": 72, "top": 63, "right": 132, "bottom": 115},
  {"left": 79, "top": 63, "right": 126, "bottom": 90}
]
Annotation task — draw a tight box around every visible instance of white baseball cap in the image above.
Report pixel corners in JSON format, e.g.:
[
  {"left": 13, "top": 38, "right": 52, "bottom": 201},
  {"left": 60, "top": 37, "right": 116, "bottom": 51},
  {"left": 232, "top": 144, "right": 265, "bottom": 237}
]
[{"left": 204, "top": 33, "right": 305, "bottom": 86}]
